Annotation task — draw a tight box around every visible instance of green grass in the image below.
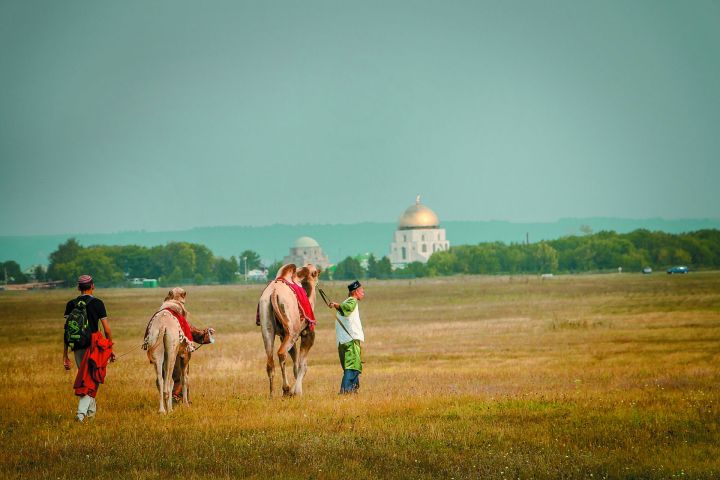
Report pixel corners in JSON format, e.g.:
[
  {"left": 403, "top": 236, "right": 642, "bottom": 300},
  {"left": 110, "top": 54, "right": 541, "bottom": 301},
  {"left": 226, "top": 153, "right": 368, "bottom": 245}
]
[{"left": 1, "top": 272, "right": 719, "bottom": 479}]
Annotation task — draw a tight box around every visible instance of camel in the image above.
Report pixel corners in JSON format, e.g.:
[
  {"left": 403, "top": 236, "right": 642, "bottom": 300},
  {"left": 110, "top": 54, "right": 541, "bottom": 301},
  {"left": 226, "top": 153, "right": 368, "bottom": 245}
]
[
  {"left": 258, "top": 263, "right": 320, "bottom": 397},
  {"left": 143, "top": 288, "right": 214, "bottom": 413}
]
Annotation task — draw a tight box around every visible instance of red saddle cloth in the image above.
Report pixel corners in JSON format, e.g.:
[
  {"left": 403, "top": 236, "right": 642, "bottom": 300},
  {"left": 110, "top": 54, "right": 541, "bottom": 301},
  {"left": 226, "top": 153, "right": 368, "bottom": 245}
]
[
  {"left": 164, "top": 308, "right": 194, "bottom": 341},
  {"left": 74, "top": 332, "right": 113, "bottom": 398},
  {"left": 276, "top": 278, "right": 316, "bottom": 331}
]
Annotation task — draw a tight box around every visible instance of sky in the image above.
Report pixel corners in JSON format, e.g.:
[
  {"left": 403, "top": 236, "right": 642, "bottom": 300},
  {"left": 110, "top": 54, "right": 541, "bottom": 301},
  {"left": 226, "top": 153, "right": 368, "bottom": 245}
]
[{"left": 1, "top": 0, "right": 719, "bottom": 236}]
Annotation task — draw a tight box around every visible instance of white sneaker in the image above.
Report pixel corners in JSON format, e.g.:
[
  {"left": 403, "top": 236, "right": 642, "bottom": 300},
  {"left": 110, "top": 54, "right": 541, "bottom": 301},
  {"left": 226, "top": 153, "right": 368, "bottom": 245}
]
[{"left": 75, "top": 414, "right": 85, "bottom": 423}]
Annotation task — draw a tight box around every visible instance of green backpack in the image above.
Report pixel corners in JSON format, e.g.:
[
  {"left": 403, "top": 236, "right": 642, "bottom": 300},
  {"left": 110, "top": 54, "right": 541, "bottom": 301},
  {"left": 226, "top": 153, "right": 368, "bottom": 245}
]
[{"left": 64, "top": 297, "right": 93, "bottom": 351}]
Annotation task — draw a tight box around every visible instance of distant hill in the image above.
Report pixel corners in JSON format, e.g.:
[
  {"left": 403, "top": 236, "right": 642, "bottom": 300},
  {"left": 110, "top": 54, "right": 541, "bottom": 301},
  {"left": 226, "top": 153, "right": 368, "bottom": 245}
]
[{"left": 2, "top": 218, "right": 719, "bottom": 269}]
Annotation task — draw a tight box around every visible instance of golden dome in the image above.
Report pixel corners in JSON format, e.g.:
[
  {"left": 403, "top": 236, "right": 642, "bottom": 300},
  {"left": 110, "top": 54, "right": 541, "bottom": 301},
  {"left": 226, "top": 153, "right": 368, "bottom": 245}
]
[{"left": 398, "top": 196, "right": 439, "bottom": 229}]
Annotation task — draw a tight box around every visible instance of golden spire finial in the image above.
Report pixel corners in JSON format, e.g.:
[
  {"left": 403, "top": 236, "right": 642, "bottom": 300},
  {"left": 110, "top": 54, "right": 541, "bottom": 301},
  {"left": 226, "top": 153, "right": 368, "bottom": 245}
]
[{"left": 416, "top": 194, "right": 421, "bottom": 205}]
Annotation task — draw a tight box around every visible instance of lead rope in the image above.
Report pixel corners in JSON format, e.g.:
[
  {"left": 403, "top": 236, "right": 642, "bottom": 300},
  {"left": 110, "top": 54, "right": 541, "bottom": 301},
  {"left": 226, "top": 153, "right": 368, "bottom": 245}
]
[
  {"left": 114, "top": 343, "right": 143, "bottom": 360},
  {"left": 318, "top": 286, "right": 331, "bottom": 307}
]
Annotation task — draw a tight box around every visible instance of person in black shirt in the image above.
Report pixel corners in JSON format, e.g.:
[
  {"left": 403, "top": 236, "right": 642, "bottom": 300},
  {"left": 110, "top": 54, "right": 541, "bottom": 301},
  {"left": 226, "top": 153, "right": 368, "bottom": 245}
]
[{"left": 63, "top": 274, "right": 115, "bottom": 422}]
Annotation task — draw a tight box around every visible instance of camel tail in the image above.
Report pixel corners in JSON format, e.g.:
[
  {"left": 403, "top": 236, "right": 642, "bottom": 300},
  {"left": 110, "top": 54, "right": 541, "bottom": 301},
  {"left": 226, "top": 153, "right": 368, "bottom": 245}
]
[
  {"left": 270, "top": 289, "right": 290, "bottom": 337},
  {"left": 147, "top": 324, "right": 166, "bottom": 364}
]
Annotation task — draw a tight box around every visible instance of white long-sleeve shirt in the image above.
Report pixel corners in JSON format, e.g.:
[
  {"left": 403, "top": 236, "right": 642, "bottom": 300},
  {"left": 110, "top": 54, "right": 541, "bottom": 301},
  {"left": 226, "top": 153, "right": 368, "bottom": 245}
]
[{"left": 335, "top": 297, "right": 364, "bottom": 345}]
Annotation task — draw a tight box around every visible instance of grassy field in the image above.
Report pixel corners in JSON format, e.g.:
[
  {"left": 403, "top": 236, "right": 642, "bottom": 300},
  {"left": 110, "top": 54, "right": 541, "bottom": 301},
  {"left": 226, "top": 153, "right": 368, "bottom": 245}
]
[{"left": 1, "top": 272, "right": 719, "bottom": 479}]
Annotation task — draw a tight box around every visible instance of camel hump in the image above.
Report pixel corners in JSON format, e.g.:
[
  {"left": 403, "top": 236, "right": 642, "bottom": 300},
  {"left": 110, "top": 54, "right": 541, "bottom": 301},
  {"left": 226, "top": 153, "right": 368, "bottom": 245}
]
[{"left": 276, "top": 263, "right": 296, "bottom": 282}]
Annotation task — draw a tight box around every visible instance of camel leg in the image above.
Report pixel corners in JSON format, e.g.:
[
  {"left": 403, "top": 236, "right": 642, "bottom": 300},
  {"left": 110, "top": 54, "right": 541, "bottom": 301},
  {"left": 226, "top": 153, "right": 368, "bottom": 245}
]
[
  {"left": 266, "top": 352, "right": 275, "bottom": 397},
  {"left": 154, "top": 355, "right": 165, "bottom": 414},
  {"left": 261, "top": 314, "right": 276, "bottom": 397},
  {"left": 277, "top": 335, "right": 292, "bottom": 396},
  {"left": 292, "top": 330, "right": 315, "bottom": 396},
  {"left": 181, "top": 357, "right": 190, "bottom": 406},
  {"left": 172, "top": 358, "right": 181, "bottom": 400},
  {"left": 278, "top": 329, "right": 301, "bottom": 396},
  {"left": 163, "top": 338, "right": 178, "bottom": 414},
  {"left": 174, "top": 354, "right": 190, "bottom": 406},
  {"left": 147, "top": 322, "right": 167, "bottom": 413},
  {"left": 164, "top": 354, "right": 177, "bottom": 413},
  {"left": 289, "top": 343, "right": 299, "bottom": 379}
]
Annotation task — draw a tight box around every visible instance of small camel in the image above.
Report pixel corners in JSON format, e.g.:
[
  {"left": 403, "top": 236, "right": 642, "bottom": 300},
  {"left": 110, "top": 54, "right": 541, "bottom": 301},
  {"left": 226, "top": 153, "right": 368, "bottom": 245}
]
[
  {"left": 144, "top": 288, "right": 214, "bottom": 413},
  {"left": 258, "top": 263, "right": 320, "bottom": 397}
]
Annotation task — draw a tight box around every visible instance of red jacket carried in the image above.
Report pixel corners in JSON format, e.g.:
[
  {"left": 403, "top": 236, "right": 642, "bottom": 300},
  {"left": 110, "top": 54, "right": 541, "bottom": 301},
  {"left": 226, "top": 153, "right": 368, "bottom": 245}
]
[{"left": 74, "top": 332, "right": 113, "bottom": 398}]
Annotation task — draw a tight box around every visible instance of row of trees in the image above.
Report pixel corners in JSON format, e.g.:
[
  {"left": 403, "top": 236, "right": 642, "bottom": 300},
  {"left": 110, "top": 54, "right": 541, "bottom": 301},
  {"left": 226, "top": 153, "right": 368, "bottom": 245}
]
[
  {"left": 46, "top": 239, "right": 245, "bottom": 286},
  {"left": 5, "top": 229, "right": 719, "bottom": 286},
  {"left": 326, "top": 229, "right": 720, "bottom": 279},
  {"left": 426, "top": 229, "right": 720, "bottom": 277}
]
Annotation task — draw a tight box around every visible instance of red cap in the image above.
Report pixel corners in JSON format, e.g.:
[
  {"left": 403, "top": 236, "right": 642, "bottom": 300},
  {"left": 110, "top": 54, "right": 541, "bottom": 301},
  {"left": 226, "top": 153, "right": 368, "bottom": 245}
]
[{"left": 78, "top": 275, "right": 93, "bottom": 285}]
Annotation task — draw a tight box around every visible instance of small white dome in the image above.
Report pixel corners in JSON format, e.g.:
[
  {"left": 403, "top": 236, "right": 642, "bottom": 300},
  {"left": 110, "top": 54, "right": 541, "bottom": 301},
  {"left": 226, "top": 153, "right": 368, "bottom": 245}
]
[{"left": 293, "top": 236, "right": 320, "bottom": 248}]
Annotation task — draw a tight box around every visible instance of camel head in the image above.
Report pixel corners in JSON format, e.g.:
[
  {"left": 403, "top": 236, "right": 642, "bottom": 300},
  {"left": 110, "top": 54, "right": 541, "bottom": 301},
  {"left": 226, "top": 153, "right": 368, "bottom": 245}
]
[
  {"left": 162, "top": 287, "right": 189, "bottom": 316},
  {"left": 192, "top": 327, "right": 216, "bottom": 345},
  {"left": 164, "top": 287, "right": 187, "bottom": 304},
  {"left": 296, "top": 264, "right": 320, "bottom": 288},
  {"left": 296, "top": 264, "right": 321, "bottom": 302}
]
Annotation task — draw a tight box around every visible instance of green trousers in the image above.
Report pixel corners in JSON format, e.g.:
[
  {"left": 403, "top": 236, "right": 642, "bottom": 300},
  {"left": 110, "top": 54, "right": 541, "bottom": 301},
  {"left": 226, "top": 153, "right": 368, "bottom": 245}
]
[{"left": 338, "top": 339, "right": 362, "bottom": 372}]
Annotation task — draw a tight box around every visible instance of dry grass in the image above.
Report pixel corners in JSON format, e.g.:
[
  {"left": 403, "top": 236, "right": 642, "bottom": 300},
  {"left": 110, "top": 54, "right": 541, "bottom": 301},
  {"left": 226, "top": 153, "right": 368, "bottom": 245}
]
[{"left": 1, "top": 273, "right": 719, "bottom": 479}]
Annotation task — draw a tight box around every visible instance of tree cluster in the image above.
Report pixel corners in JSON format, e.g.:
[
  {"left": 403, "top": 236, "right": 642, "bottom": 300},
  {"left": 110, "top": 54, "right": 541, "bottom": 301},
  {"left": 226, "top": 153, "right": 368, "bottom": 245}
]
[
  {"left": 425, "top": 229, "right": 720, "bottom": 276},
  {"left": 1, "top": 261, "right": 28, "bottom": 284},
  {"left": 330, "top": 229, "right": 720, "bottom": 279},
  {"left": 14, "top": 229, "right": 720, "bottom": 287},
  {"left": 331, "top": 254, "right": 392, "bottom": 280},
  {"left": 46, "top": 239, "right": 242, "bottom": 286}
]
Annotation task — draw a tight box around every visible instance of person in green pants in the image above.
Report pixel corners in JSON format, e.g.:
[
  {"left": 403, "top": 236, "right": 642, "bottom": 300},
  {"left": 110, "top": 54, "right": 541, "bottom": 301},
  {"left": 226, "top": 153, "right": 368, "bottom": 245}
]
[{"left": 328, "top": 280, "right": 365, "bottom": 393}]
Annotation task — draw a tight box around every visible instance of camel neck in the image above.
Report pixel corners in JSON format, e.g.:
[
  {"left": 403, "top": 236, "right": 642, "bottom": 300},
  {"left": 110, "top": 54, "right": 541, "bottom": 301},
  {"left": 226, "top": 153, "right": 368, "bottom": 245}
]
[{"left": 301, "top": 282, "right": 316, "bottom": 309}]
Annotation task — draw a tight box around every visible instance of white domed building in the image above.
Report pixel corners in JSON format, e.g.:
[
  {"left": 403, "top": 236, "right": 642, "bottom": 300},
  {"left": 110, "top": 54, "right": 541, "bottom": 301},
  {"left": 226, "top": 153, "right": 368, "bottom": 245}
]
[
  {"left": 283, "top": 236, "right": 330, "bottom": 269},
  {"left": 389, "top": 196, "right": 450, "bottom": 268}
]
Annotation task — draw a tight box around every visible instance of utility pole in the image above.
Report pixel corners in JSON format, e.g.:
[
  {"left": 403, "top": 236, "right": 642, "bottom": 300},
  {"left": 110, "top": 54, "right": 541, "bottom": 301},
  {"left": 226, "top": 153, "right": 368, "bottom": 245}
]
[{"left": 243, "top": 256, "right": 248, "bottom": 282}]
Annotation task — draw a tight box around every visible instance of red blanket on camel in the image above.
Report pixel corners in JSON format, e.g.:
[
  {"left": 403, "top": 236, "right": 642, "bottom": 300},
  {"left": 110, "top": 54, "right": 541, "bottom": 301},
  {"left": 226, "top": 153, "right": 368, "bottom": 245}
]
[
  {"left": 164, "top": 308, "right": 194, "bottom": 341},
  {"left": 276, "top": 278, "right": 316, "bottom": 331}
]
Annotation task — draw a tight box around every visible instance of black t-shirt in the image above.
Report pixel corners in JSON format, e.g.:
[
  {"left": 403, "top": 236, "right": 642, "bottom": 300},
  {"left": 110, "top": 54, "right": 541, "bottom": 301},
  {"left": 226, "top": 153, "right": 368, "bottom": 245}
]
[{"left": 64, "top": 295, "right": 108, "bottom": 334}]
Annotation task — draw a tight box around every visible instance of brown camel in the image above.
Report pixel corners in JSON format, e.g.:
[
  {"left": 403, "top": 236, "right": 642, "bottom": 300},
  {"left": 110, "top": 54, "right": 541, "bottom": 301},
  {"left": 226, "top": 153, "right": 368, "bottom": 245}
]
[
  {"left": 258, "top": 263, "right": 320, "bottom": 396},
  {"left": 143, "top": 288, "right": 214, "bottom": 413}
]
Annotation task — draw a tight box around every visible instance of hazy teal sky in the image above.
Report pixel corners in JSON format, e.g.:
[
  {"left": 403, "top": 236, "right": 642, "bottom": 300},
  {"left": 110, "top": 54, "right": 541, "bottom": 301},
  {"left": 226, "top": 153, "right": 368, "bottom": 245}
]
[{"left": 1, "top": 0, "right": 719, "bottom": 235}]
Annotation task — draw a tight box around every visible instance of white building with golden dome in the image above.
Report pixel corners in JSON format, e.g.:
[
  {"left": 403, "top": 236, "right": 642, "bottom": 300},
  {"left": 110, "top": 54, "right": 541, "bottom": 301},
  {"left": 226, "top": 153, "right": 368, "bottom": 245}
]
[
  {"left": 389, "top": 196, "right": 449, "bottom": 267},
  {"left": 283, "top": 236, "right": 330, "bottom": 269}
]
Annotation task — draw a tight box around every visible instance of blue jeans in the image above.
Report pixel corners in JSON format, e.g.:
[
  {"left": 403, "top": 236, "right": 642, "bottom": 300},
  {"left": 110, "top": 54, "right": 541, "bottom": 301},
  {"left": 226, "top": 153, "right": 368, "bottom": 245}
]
[{"left": 340, "top": 369, "right": 360, "bottom": 394}]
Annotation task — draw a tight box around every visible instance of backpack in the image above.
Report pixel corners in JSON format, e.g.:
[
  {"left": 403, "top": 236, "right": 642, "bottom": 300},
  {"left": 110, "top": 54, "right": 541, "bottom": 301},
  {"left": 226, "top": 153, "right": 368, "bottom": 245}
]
[{"left": 64, "top": 297, "right": 93, "bottom": 351}]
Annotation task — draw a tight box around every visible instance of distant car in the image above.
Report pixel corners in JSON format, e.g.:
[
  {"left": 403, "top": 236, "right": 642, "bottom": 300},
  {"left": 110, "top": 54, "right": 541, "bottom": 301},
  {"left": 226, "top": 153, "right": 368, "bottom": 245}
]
[
  {"left": 667, "top": 266, "right": 689, "bottom": 274},
  {"left": 642, "top": 267, "right": 652, "bottom": 274}
]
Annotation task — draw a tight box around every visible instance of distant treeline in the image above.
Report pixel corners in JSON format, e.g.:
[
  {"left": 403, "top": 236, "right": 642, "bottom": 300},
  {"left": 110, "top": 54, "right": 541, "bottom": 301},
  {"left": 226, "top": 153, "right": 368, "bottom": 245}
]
[
  {"left": 4, "top": 229, "right": 719, "bottom": 287},
  {"left": 419, "top": 229, "right": 720, "bottom": 277},
  {"left": 329, "top": 229, "right": 720, "bottom": 279},
  {"left": 45, "top": 239, "right": 241, "bottom": 286}
]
